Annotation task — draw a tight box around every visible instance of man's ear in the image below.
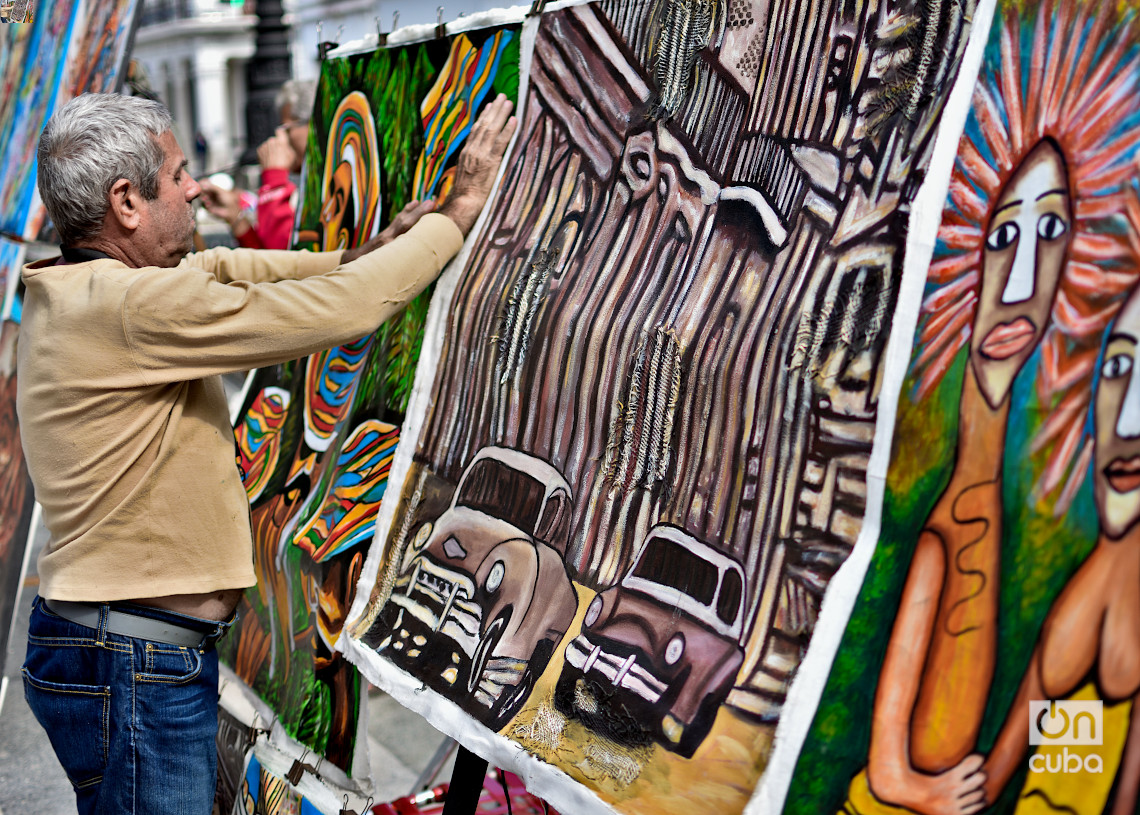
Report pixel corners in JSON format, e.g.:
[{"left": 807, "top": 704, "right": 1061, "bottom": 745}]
[{"left": 107, "top": 178, "right": 141, "bottom": 231}]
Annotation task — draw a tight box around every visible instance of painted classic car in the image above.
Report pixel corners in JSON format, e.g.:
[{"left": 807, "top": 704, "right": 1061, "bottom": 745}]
[
  {"left": 554, "top": 523, "right": 746, "bottom": 757},
  {"left": 377, "top": 446, "right": 579, "bottom": 729}
]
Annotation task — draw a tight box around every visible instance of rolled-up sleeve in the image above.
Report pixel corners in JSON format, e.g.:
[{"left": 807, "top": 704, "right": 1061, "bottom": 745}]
[{"left": 121, "top": 213, "right": 464, "bottom": 383}]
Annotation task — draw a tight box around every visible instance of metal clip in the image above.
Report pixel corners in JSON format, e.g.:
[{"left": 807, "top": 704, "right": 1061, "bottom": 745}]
[
  {"left": 316, "top": 21, "right": 332, "bottom": 61},
  {"left": 246, "top": 713, "right": 268, "bottom": 747},
  {"left": 316, "top": 21, "right": 343, "bottom": 60},
  {"left": 338, "top": 795, "right": 375, "bottom": 815},
  {"left": 285, "top": 749, "right": 315, "bottom": 786},
  {"left": 435, "top": 5, "right": 446, "bottom": 39}
]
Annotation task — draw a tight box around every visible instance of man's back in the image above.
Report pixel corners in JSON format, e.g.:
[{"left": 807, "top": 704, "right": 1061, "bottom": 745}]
[{"left": 18, "top": 253, "right": 256, "bottom": 603}]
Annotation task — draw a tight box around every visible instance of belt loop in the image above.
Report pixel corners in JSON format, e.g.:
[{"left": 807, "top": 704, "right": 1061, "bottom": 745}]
[{"left": 96, "top": 603, "right": 109, "bottom": 646}]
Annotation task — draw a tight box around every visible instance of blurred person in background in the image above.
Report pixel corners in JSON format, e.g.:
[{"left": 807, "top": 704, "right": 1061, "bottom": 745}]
[{"left": 200, "top": 79, "right": 316, "bottom": 249}]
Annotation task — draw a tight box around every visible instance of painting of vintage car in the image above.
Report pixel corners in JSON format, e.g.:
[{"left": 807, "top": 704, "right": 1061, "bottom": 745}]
[
  {"left": 554, "top": 523, "right": 746, "bottom": 758},
  {"left": 368, "top": 446, "right": 579, "bottom": 729}
]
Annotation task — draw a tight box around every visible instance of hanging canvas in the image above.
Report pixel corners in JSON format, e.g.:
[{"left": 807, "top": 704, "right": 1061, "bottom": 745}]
[
  {"left": 0, "top": 0, "right": 80, "bottom": 238},
  {"left": 784, "top": 0, "right": 1140, "bottom": 813},
  {"left": 26, "top": 0, "right": 142, "bottom": 241},
  {"left": 0, "top": 239, "right": 32, "bottom": 713},
  {"left": 0, "top": 14, "right": 34, "bottom": 162},
  {"left": 215, "top": 706, "right": 256, "bottom": 815},
  {"left": 0, "top": 0, "right": 140, "bottom": 241},
  {"left": 220, "top": 21, "right": 521, "bottom": 777},
  {"left": 233, "top": 754, "right": 326, "bottom": 815},
  {"left": 64, "top": 0, "right": 140, "bottom": 97},
  {"left": 339, "top": 1, "right": 988, "bottom": 812}
]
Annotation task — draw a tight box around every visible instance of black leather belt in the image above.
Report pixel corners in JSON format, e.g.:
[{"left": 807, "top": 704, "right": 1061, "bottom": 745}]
[{"left": 44, "top": 599, "right": 229, "bottom": 649}]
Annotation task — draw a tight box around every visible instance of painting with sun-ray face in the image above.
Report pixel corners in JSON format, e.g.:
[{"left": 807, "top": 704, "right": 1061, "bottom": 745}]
[{"left": 787, "top": 1, "right": 1140, "bottom": 813}]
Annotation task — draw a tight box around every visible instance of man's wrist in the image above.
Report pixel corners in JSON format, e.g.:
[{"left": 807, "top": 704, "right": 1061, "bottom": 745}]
[{"left": 438, "top": 194, "right": 483, "bottom": 237}]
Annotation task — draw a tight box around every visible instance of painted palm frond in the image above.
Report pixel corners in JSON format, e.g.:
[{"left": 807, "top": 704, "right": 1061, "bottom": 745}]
[{"left": 385, "top": 288, "right": 432, "bottom": 414}]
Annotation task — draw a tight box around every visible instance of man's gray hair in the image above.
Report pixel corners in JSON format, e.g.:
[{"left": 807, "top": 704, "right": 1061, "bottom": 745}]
[
  {"left": 275, "top": 80, "right": 317, "bottom": 123},
  {"left": 37, "top": 93, "right": 174, "bottom": 245}
]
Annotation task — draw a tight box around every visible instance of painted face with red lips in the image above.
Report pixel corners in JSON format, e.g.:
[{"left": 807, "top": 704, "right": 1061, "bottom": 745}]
[
  {"left": 1095, "top": 287, "right": 1140, "bottom": 539},
  {"left": 972, "top": 138, "right": 1071, "bottom": 409}
]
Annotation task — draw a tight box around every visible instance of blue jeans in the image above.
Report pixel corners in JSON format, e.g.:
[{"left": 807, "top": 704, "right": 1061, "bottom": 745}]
[{"left": 22, "top": 596, "right": 231, "bottom": 815}]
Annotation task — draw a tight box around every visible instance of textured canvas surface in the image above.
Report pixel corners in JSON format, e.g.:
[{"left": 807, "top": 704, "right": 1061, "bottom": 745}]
[
  {"left": 219, "top": 27, "right": 521, "bottom": 775},
  {"left": 0, "top": 0, "right": 140, "bottom": 240},
  {"left": 0, "top": 0, "right": 79, "bottom": 238},
  {"left": 342, "top": 1, "right": 984, "bottom": 812},
  {"left": 0, "top": 315, "right": 32, "bottom": 686},
  {"left": 786, "top": 1, "right": 1140, "bottom": 813}
]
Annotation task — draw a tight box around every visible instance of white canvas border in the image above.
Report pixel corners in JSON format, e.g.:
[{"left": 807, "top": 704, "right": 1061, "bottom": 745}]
[
  {"left": 745, "top": 0, "right": 1000, "bottom": 810},
  {"left": 341, "top": 13, "right": 537, "bottom": 644}
]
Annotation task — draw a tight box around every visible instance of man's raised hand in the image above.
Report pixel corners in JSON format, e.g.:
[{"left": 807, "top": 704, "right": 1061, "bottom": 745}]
[{"left": 437, "top": 94, "right": 517, "bottom": 236}]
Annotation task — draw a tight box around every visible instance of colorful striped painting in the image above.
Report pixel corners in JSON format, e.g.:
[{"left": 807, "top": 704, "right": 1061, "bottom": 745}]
[{"left": 220, "top": 25, "right": 521, "bottom": 778}]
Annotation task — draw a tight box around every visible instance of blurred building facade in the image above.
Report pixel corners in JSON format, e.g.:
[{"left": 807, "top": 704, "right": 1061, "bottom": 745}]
[
  {"left": 132, "top": 0, "right": 256, "bottom": 175},
  {"left": 134, "top": 0, "right": 519, "bottom": 175}
]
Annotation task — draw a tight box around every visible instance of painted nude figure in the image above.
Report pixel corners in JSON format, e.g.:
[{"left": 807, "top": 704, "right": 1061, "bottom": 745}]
[
  {"left": 861, "top": 139, "right": 1072, "bottom": 815},
  {"left": 974, "top": 281, "right": 1140, "bottom": 813}
]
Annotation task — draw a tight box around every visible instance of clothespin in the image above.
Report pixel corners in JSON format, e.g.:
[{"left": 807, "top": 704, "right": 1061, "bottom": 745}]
[
  {"left": 246, "top": 713, "right": 264, "bottom": 746},
  {"left": 375, "top": 15, "right": 387, "bottom": 46},
  {"left": 527, "top": 0, "right": 547, "bottom": 17},
  {"left": 435, "top": 5, "right": 446, "bottom": 39}
]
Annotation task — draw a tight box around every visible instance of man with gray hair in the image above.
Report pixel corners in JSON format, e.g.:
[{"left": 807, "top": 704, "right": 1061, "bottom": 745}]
[{"left": 17, "top": 91, "right": 515, "bottom": 813}]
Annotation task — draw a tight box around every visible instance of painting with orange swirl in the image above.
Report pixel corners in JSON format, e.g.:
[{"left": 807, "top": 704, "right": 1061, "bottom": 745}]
[{"left": 219, "top": 25, "right": 521, "bottom": 780}]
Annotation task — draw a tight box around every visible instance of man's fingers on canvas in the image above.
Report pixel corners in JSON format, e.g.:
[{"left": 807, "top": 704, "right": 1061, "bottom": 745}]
[
  {"left": 472, "top": 95, "right": 512, "bottom": 144},
  {"left": 483, "top": 94, "right": 513, "bottom": 132},
  {"left": 492, "top": 116, "right": 518, "bottom": 155},
  {"left": 398, "top": 198, "right": 434, "bottom": 217}
]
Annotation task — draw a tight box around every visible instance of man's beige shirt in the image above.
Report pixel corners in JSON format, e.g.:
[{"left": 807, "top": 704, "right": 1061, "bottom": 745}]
[{"left": 17, "top": 213, "right": 463, "bottom": 602}]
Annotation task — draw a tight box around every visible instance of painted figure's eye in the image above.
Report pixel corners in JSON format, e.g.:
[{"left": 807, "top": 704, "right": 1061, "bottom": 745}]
[
  {"left": 1037, "top": 213, "right": 1068, "bottom": 240},
  {"left": 1103, "top": 353, "right": 1134, "bottom": 380},
  {"left": 986, "top": 221, "right": 1019, "bottom": 251}
]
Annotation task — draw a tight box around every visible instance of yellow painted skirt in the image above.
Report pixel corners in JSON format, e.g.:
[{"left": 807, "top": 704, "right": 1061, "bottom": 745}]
[
  {"left": 1014, "top": 684, "right": 1129, "bottom": 815},
  {"left": 836, "top": 685, "right": 1131, "bottom": 815}
]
